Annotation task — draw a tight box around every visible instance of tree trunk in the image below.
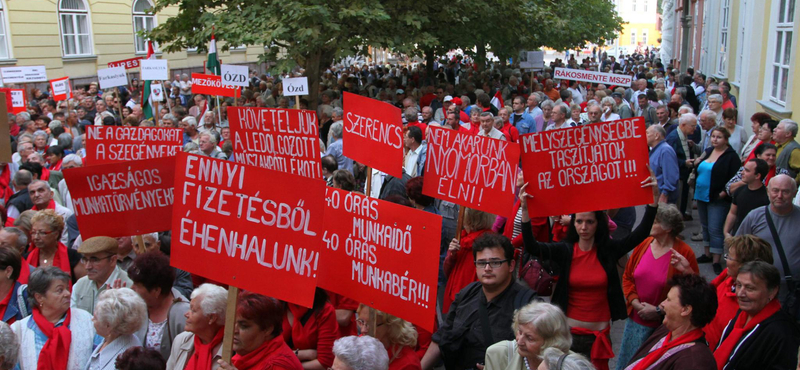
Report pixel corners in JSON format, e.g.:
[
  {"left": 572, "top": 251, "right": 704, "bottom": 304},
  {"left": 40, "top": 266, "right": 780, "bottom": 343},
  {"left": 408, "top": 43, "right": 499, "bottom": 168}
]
[
  {"left": 425, "top": 48, "right": 435, "bottom": 85},
  {"left": 475, "top": 43, "right": 487, "bottom": 72}
]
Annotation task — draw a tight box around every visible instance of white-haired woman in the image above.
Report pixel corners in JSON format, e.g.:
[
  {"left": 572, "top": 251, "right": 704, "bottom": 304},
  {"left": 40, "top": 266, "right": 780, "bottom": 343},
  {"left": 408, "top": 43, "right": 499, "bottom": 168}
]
[
  {"left": 484, "top": 302, "right": 572, "bottom": 370},
  {"left": 88, "top": 288, "right": 148, "bottom": 370},
  {"left": 0, "top": 321, "right": 18, "bottom": 370},
  {"left": 600, "top": 97, "right": 621, "bottom": 122},
  {"left": 332, "top": 335, "right": 390, "bottom": 370},
  {"left": 166, "top": 283, "right": 228, "bottom": 370},
  {"left": 538, "top": 348, "right": 594, "bottom": 370}
]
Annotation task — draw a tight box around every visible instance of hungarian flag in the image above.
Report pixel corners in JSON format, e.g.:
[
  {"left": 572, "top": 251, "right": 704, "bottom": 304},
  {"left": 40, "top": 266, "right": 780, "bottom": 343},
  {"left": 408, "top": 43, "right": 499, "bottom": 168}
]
[
  {"left": 142, "top": 41, "right": 156, "bottom": 121},
  {"left": 207, "top": 32, "right": 220, "bottom": 75},
  {"left": 491, "top": 89, "right": 504, "bottom": 110}
]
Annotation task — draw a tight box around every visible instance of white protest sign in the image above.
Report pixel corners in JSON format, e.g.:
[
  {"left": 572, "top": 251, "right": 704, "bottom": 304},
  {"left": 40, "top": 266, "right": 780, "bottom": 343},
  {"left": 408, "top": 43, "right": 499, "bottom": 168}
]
[
  {"left": 10, "top": 90, "right": 24, "bottom": 109},
  {"left": 553, "top": 67, "right": 633, "bottom": 87},
  {"left": 150, "top": 83, "right": 164, "bottom": 101},
  {"left": 221, "top": 64, "right": 249, "bottom": 87},
  {"left": 140, "top": 59, "right": 169, "bottom": 81},
  {"left": 0, "top": 66, "right": 48, "bottom": 84},
  {"left": 519, "top": 51, "right": 544, "bottom": 70},
  {"left": 97, "top": 67, "right": 128, "bottom": 89},
  {"left": 282, "top": 77, "right": 309, "bottom": 96}
]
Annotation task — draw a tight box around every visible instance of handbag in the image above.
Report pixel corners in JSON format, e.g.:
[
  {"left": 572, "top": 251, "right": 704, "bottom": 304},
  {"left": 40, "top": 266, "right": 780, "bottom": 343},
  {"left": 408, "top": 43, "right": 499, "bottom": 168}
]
[
  {"left": 763, "top": 205, "right": 800, "bottom": 319},
  {"left": 519, "top": 254, "right": 555, "bottom": 296}
]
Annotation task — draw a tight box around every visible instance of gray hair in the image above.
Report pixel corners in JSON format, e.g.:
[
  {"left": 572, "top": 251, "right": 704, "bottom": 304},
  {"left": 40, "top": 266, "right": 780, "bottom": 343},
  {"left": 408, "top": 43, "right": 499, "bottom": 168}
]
[
  {"left": 17, "top": 133, "right": 34, "bottom": 144},
  {"left": 27, "top": 266, "right": 71, "bottom": 308},
  {"left": 555, "top": 104, "right": 569, "bottom": 116},
  {"left": 332, "top": 107, "right": 344, "bottom": 120},
  {"left": 707, "top": 94, "right": 723, "bottom": 104},
  {"left": 674, "top": 87, "right": 687, "bottom": 98},
  {"left": 460, "top": 96, "right": 471, "bottom": 106},
  {"left": 540, "top": 348, "right": 594, "bottom": 370},
  {"left": 57, "top": 133, "right": 73, "bottom": 149},
  {"left": 12, "top": 170, "right": 32, "bottom": 188},
  {"left": 93, "top": 288, "right": 147, "bottom": 337},
  {"left": 190, "top": 283, "right": 228, "bottom": 325},
  {"left": 163, "top": 113, "right": 176, "bottom": 122},
  {"left": 330, "top": 121, "right": 344, "bottom": 139},
  {"left": 2, "top": 227, "right": 28, "bottom": 250},
  {"left": 16, "top": 112, "right": 30, "bottom": 121},
  {"left": 200, "top": 132, "right": 218, "bottom": 145},
  {"left": 182, "top": 116, "right": 197, "bottom": 126},
  {"left": 678, "top": 105, "right": 693, "bottom": 114},
  {"left": 333, "top": 335, "right": 389, "bottom": 370},
  {"left": 404, "top": 107, "right": 419, "bottom": 122},
  {"left": 62, "top": 153, "right": 83, "bottom": 167},
  {"left": 48, "top": 120, "right": 62, "bottom": 131},
  {"left": 33, "top": 130, "right": 48, "bottom": 140},
  {"left": 512, "top": 302, "right": 571, "bottom": 355},
  {"left": 600, "top": 97, "right": 617, "bottom": 112},
  {"left": 649, "top": 124, "right": 667, "bottom": 139},
  {"left": 779, "top": 119, "right": 798, "bottom": 137},
  {"left": 182, "top": 142, "right": 199, "bottom": 152},
  {"left": 656, "top": 203, "right": 684, "bottom": 236},
  {"left": 0, "top": 322, "right": 18, "bottom": 370},
  {"left": 540, "top": 100, "right": 555, "bottom": 109},
  {"left": 131, "top": 232, "right": 159, "bottom": 243},
  {"left": 679, "top": 113, "right": 698, "bottom": 126},
  {"left": 320, "top": 105, "right": 334, "bottom": 118},
  {"left": 700, "top": 110, "right": 717, "bottom": 122}
]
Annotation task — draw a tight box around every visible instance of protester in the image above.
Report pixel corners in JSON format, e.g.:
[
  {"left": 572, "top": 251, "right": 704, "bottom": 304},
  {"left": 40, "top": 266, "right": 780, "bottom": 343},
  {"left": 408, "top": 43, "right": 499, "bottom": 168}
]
[
  {"left": 27, "top": 209, "right": 83, "bottom": 282},
  {"left": 332, "top": 335, "right": 389, "bottom": 370},
  {"left": 647, "top": 125, "right": 679, "bottom": 204},
  {"left": 740, "top": 113, "right": 773, "bottom": 161},
  {"left": 0, "top": 321, "right": 18, "bottom": 370},
  {"left": 538, "top": 348, "right": 594, "bottom": 370},
  {"left": 442, "top": 207, "right": 494, "bottom": 314},
  {"left": 0, "top": 247, "right": 30, "bottom": 324},
  {"left": 723, "top": 159, "right": 771, "bottom": 238},
  {"left": 282, "top": 288, "right": 338, "bottom": 370},
  {"left": 725, "top": 143, "right": 788, "bottom": 196},
  {"left": 355, "top": 304, "right": 420, "bottom": 370},
  {"left": 132, "top": 233, "right": 194, "bottom": 298},
  {"left": 11, "top": 266, "right": 95, "bottom": 370},
  {"left": 773, "top": 119, "right": 800, "bottom": 182},
  {"left": 88, "top": 288, "right": 147, "bottom": 370},
  {"left": 115, "top": 347, "right": 167, "bottom": 370},
  {"left": 166, "top": 283, "right": 228, "bottom": 370},
  {"left": 26, "top": 180, "right": 72, "bottom": 243}
]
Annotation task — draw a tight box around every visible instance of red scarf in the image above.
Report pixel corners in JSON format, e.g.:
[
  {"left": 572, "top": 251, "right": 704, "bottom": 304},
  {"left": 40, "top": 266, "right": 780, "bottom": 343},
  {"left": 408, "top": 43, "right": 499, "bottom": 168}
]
[
  {"left": 765, "top": 166, "right": 778, "bottom": 185},
  {"left": 27, "top": 242, "right": 71, "bottom": 276},
  {"left": 0, "top": 164, "right": 12, "bottom": 205},
  {"left": 33, "top": 199, "right": 57, "bottom": 211},
  {"left": 40, "top": 168, "right": 50, "bottom": 182},
  {"left": 185, "top": 328, "right": 224, "bottom": 370},
  {"left": 287, "top": 304, "right": 312, "bottom": 349},
  {"left": 32, "top": 307, "right": 72, "bottom": 370},
  {"left": 631, "top": 328, "right": 704, "bottom": 370},
  {"left": 714, "top": 299, "right": 781, "bottom": 369},
  {"left": 49, "top": 159, "right": 63, "bottom": 172},
  {"left": 570, "top": 326, "right": 613, "bottom": 370},
  {"left": 232, "top": 335, "right": 302, "bottom": 370}
]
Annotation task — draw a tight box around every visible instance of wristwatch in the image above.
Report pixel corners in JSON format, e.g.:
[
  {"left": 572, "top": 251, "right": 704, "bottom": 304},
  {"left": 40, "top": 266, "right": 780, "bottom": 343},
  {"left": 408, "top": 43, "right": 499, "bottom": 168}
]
[{"left": 655, "top": 306, "right": 664, "bottom": 316}]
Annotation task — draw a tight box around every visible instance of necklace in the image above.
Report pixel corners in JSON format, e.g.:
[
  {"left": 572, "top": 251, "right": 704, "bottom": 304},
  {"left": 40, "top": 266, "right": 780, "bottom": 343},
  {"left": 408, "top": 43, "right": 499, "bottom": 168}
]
[{"left": 523, "top": 357, "right": 532, "bottom": 370}]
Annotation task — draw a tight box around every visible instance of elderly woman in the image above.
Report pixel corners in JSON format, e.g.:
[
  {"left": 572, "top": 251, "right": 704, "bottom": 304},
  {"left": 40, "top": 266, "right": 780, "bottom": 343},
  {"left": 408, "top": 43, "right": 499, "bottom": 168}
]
[
  {"left": 27, "top": 209, "right": 83, "bottom": 282},
  {"left": 691, "top": 127, "right": 741, "bottom": 274},
  {"left": 740, "top": 112, "right": 772, "bottom": 160},
  {"left": 721, "top": 108, "right": 747, "bottom": 154},
  {"left": 88, "top": 288, "right": 148, "bottom": 370},
  {"left": 538, "top": 348, "right": 593, "bottom": 370},
  {"left": 0, "top": 321, "right": 18, "bottom": 370},
  {"left": 442, "top": 208, "right": 495, "bottom": 314},
  {"left": 0, "top": 247, "right": 30, "bottom": 324},
  {"left": 166, "top": 283, "right": 228, "bottom": 370},
  {"left": 484, "top": 302, "right": 572, "bottom": 370},
  {"left": 356, "top": 304, "right": 420, "bottom": 370},
  {"left": 44, "top": 146, "right": 64, "bottom": 171},
  {"left": 616, "top": 204, "right": 699, "bottom": 370},
  {"left": 332, "top": 335, "right": 389, "bottom": 370},
  {"left": 216, "top": 292, "right": 303, "bottom": 370},
  {"left": 624, "top": 274, "right": 718, "bottom": 370},
  {"left": 743, "top": 119, "right": 778, "bottom": 163},
  {"left": 11, "top": 267, "right": 95, "bottom": 369},
  {"left": 600, "top": 97, "right": 621, "bottom": 122},
  {"left": 130, "top": 251, "right": 190, "bottom": 359},
  {"left": 726, "top": 143, "right": 790, "bottom": 196},
  {"left": 282, "top": 288, "right": 338, "bottom": 370},
  {"left": 32, "top": 130, "right": 49, "bottom": 154},
  {"left": 704, "top": 235, "right": 773, "bottom": 349},
  {"left": 540, "top": 100, "right": 555, "bottom": 127},
  {"left": 714, "top": 261, "right": 800, "bottom": 369}
]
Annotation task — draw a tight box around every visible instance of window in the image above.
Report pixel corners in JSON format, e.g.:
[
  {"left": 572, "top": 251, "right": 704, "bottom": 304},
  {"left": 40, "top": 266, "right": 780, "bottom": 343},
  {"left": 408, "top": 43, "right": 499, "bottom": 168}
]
[
  {"left": 630, "top": 30, "right": 636, "bottom": 45},
  {"left": 58, "top": 0, "right": 92, "bottom": 56},
  {"left": 133, "top": 0, "right": 158, "bottom": 54},
  {"left": 769, "top": 0, "right": 795, "bottom": 104},
  {"left": 0, "top": 1, "right": 10, "bottom": 59},
  {"left": 632, "top": 0, "right": 637, "bottom": 11},
  {"left": 644, "top": 0, "right": 648, "bottom": 12},
  {"left": 718, "top": 0, "right": 731, "bottom": 76},
  {"left": 642, "top": 30, "right": 648, "bottom": 45}
]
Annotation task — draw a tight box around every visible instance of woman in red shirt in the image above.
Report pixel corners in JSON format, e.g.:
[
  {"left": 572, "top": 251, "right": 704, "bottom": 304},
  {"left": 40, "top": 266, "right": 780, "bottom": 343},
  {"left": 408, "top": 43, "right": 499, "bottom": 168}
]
[
  {"left": 519, "top": 172, "right": 659, "bottom": 370},
  {"left": 442, "top": 208, "right": 495, "bottom": 314},
  {"left": 282, "top": 288, "right": 338, "bottom": 370},
  {"left": 356, "top": 304, "right": 421, "bottom": 370}
]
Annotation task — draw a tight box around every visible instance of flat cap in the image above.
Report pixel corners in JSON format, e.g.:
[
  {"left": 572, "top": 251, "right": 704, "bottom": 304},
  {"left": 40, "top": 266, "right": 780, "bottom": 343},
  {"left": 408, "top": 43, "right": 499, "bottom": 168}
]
[{"left": 78, "top": 236, "right": 118, "bottom": 254}]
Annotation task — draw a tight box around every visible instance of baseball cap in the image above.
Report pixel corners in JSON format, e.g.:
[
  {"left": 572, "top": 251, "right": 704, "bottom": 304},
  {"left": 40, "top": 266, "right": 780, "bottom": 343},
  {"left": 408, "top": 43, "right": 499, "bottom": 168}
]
[{"left": 443, "top": 95, "right": 453, "bottom": 102}]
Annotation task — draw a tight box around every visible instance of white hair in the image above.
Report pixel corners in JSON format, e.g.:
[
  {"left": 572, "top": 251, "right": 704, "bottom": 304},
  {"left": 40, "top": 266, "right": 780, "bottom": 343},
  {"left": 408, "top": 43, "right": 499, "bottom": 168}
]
[
  {"left": 191, "top": 283, "right": 228, "bottom": 324},
  {"left": 131, "top": 232, "right": 159, "bottom": 243},
  {"left": 540, "top": 348, "right": 594, "bottom": 370},
  {"left": 33, "top": 130, "right": 48, "bottom": 139},
  {"left": 0, "top": 322, "right": 17, "bottom": 370},
  {"left": 707, "top": 94, "right": 723, "bottom": 104},
  {"left": 182, "top": 116, "right": 198, "bottom": 126},
  {"left": 678, "top": 105, "right": 693, "bottom": 114},
  {"left": 330, "top": 121, "right": 344, "bottom": 139},
  {"left": 700, "top": 110, "right": 717, "bottom": 121},
  {"left": 62, "top": 154, "right": 82, "bottom": 167},
  {"left": 679, "top": 113, "right": 698, "bottom": 126},
  {"left": 93, "top": 288, "right": 147, "bottom": 337},
  {"left": 333, "top": 336, "right": 389, "bottom": 370}
]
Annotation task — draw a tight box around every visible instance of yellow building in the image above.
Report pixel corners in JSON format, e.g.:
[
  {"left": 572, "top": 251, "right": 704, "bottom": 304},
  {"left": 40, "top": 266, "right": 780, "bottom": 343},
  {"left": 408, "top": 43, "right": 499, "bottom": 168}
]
[
  {"left": 610, "top": 0, "right": 661, "bottom": 56},
  {"left": 0, "top": 0, "right": 265, "bottom": 88}
]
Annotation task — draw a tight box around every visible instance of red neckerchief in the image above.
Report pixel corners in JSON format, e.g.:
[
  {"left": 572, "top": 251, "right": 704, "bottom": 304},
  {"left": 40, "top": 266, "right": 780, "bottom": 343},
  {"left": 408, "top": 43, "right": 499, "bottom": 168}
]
[
  {"left": 32, "top": 307, "right": 72, "bottom": 370},
  {"left": 631, "top": 328, "right": 704, "bottom": 370},
  {"left": 33, "top": 199, "right": 56, "bottom": 211},
  {"left": 184, "top": 327, "right": 224, "bottom": 370},
  {"left": 571, "top": 326, "right": 613, "bottom": 370},
  {"left": 714, "top": 299, "right": 781, "bottom": 369},
  {"left": 0, "top": 164, "right": 11, "bottom": 204},
  {"left": 27, "top": 242, "right": 71, "bottom": 276},
  {"left": 232, "top": 335, "right": 302, "bottom": 370}
]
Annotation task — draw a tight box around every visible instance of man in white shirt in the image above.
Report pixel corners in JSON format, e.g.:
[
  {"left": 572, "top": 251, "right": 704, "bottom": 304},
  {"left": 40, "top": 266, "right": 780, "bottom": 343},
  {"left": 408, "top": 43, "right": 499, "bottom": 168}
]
[
  {"left": 477, "top": 113, "right": 506, "bottom": 140},
  {"left": 403, "top": 126, "right": 426, "bottom": 177}
]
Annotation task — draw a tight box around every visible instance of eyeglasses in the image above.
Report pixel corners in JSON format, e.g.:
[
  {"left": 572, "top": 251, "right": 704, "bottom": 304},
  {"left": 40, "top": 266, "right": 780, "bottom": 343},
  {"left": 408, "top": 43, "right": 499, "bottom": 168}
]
[
  {"left": 723, "top": 253, "right": 739, "bottom": 263},
  {"left": 30, "top": 230, "right": 56, "bottom": 237},
  {"left": 80, "top": 255, "right": 114, "bottom": 265},
  {"left": 474, "top": 260, "right": 508, "bottom": 269},
  {"left": 355, "top": 319, "right": 384, "bottom": 329}
]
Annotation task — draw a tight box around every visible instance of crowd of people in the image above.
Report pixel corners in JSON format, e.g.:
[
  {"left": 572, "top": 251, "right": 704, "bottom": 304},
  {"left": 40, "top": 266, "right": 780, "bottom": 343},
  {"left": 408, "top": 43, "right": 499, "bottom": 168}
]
[{"left": 0, "top": 48, "right": 798, "bottom": 370}]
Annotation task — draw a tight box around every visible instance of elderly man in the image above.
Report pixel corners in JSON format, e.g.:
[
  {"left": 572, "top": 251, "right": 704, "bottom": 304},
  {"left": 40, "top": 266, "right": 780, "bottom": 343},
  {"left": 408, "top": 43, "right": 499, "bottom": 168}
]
[
  {"left": 433, "top": 96, "right": 453, "bottom": 123},
  {"left": 667, "top": 113, "right": 699, "bottom": 219},
  {"left": 331, "top": 336, "right": 389, "bottom": 370},
  {"left": 180, "top": 116, "right": 200, "bottom": 145},
  {"left": 71, "top": 236, "right": 133, "bottom": 314},
  {"left": 736, "top": 175, "right": 800, "bottom": 313},
  {"left": 167, "top": 283, "right": 228, "bottom": 370},
  {"left": 773, "top": 119, "right": 800, "bottom": 183},
  {"left": 705, "top": 94, "right": 724, "bottom": 126},
  {"left": 5, "top": 170, "right": 33, "bottom": 227},
  {"left": 93, "top": 100, "right": 114, "bottom": 126},
  {"left": 612, "top": 92, "right": 633, "bottom": 119},
  {"left": 198, "top": 111, "right": 218, "bottom": 135},
  {"left": 404, "top": 107, "right": 427, "bottom": 137},
  {"left": 324, "top": 122, "right": 353, "bottom": 174},
  {"left": 586, "top": 103, "right": 603, "bottom": 125},
  {"left": 27, "top": 180, "right": 72, "bottom": 243},
  {"left": 0, "top": 227, "right": 32, "bottom": 283},
  {"left": 477, "top": 112, "right": 506, "bottom": 140},
  {"left": 647, "top": 125, "right": 680, "bottom": 204},
  {"left": 698, "top": 110, "right": 718, "bottom": 150},
  {"left": 198, "top": 133, "right": 227, "bottom": 160}
]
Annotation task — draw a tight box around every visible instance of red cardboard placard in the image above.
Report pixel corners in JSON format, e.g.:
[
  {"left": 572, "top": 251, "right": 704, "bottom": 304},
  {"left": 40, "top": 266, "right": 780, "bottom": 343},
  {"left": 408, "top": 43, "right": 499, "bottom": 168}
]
[
  {"left": 191, "top": 73, "right": 240, "bottom": 98},
  {"left": 84, "top": 126, "right": 183, "bottom": 166},
  {"left": 108, "top": 57, "right": 143, "bottom": 70},
  {"left": 49, "top": 77, "right": 72, "bottom": 101},
  {"left": 0, "top": 88, "right": 25, "bottom": 114},
  {"left": 317, "top": 187, "right": 441, "bottom": 332},
  {"left": 423, "top": 126, "right": 521, "bottom": 217},
  {"left": 342, "top": 92, "right": 403, "bottom": 178},
  {"left": 62, "top": 157, "right": 175, "bottom": 239},
  {"left": 519, "top": 117, "right": 652, "bottom": 217},
  {"left": 171, "top": 152, "right": 326, "bottom": 307},
  {"left": 227, "top": 106, "right": 322, "bottom": 179}
]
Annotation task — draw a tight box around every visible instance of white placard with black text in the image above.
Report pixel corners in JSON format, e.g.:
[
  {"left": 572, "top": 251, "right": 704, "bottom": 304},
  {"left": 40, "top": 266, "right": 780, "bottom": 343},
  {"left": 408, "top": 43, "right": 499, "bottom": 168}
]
[
  {"left": 0, "top": 66, "right": 48, "bottom": 84},
  {"left": 97, "top": 67, "right": 128, "bottom": 89},
  {"left": 282, "top": 77, "right": 309, "bottom": 96},
  {"left": 220, "top": 64, "right": 249, "bottom": 87},
  {"left": 140, "top": 59, "right": 169, "bottom": 81}
]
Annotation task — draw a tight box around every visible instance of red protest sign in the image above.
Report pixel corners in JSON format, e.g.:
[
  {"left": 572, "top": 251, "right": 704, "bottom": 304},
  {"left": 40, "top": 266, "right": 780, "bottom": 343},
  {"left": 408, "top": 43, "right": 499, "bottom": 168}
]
[
  {"left": 84, "top": 126, "right": 183, "bottom": 166},
  {"left": 519, "top": 117, "right": 651, "bottom": 217},
  {"left": 108, "top": 57, "right": 143, "bottom": 70},
  {"left": 317, "top": 187, "right": 440, "bottom": 332},
  {"left": 171, "top": 152, "right": 326, "bottom": 307},
  {"left": 227, "top": 106, "right": 321, "bottom": 179},
  {"left": 0, "top": 88, "right": 24, "bottom": 114},
  {"left": 423, "top": 126, "right": 520, "bottom": 217},
  {"left": 343, "top": 92, "right": 403, "bottom": 178},
  {"left": 62, "top": 157, "right": 175, "bottom": 239},
  {"left": 49, "top": 77, "right": 72, "bottom": 101},
  {"left": 191, "top": 73, "right": 240, "bottom": 98}
]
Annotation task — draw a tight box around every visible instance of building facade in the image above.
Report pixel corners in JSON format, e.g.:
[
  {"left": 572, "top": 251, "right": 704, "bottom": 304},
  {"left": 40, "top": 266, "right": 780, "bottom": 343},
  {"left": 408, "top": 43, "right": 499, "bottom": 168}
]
[
  {"left": 0, "top": 0, "right": 266, "bottom": 88},
  {"left": 611, "top": 0, "right": 661, "bottom": 56}
]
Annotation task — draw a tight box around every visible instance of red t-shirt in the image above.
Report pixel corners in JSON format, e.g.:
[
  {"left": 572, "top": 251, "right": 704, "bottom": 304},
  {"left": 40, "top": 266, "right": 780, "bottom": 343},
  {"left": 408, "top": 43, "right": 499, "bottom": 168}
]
[
  {"left": 501, "top": 123, "right": 519, "bottom": 143},
  {"left": 326, "top": 290, "right": 358, "bottom": 338},
  {"left": 567, "top": 244, "right": 611, "bottom": 322},
  {"left": 704, "top": 269, "right": 739, "bottom": 349},
  {"left": 419, "top": 94, "right": 437, "bottom": 108},
  {"left": 282, "top": 303, "right": 339, "bottom": 368},
  {"left": 389, "top": 345, "right": 422, "bottom": 370}
]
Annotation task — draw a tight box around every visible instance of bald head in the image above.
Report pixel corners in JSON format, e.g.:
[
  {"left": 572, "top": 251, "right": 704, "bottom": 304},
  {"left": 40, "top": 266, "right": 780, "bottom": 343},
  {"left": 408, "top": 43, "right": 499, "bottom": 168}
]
[{"left": 767, "top": 174, "right": 798, "bottom": 214}]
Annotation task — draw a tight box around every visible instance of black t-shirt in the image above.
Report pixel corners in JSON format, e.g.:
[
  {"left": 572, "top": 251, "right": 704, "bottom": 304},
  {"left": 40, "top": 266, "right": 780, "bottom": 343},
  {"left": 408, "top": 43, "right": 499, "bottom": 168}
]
[{"left": 732, "top": 185, "right": 770, "bottom": 233}]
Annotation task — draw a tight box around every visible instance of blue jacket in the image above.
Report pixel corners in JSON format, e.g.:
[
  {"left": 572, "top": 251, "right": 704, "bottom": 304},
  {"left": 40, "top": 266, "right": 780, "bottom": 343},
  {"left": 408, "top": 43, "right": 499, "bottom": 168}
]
[
  {"left": 649, "top": 140, "right": 680, "bottom": 202},
  {"left": 3, "top": 281, "right": 30, "bottom": 323},
  {"left": 511, "top": 112, "right": 538, "bottom": 135}
]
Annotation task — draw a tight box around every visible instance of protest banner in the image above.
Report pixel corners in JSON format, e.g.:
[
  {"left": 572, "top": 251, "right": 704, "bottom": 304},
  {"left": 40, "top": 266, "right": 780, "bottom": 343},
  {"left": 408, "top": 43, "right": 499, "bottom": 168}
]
[
  {"left": 84, "top": 126, "right": 183, "bottom": 165},
  {"left": 191, "top": 73, "right": 240, "bottom": 98},
  {"left": 140, "top": 59, "right": 169, "bottom": 80},
  {"left": 171, "top": 152, "right": 326, "bottom": 307},
  {"left": 282, "top": 77, "right": 308, "bottom": 96},
  {"left": 317, "top": 187, "right": 440, "bottom": 331},
  {"left": 0, "top": 88, "right": 25, "bottom": 114},
  {"left": 97, "top": 67, "right": 128, "bottom": 89},
  {"left": 150, "top": 83, "right": 164, "bottom": 101},
  {"left": 62, "top": 157, "right": 175, "bottom": 239},
  {"left": 227, "top": 106, "right": 321, "bottom": 179},
  {"left": 221, "top": 64, "right": 249, "bottom": 87},
  {"left": 423, "top": 126, "right": 520, "bottom": 218},
  {"left": 108, "top": 57, "right": 143, "bottom": 70},
  {"left": 553, "top": 67, "right": 633, "bottom": 87},
  {"left": 0, "top": 66, "right": 47, "bottom": 84},
  {"left": 342, "top": 92, "right": 403, "bottom": 178},
  {"left": 49, "top": 77, "right": 72, "bottom": 101},
  {"left": 519, "top": 117, "right": 651, "bottom": 217}
]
